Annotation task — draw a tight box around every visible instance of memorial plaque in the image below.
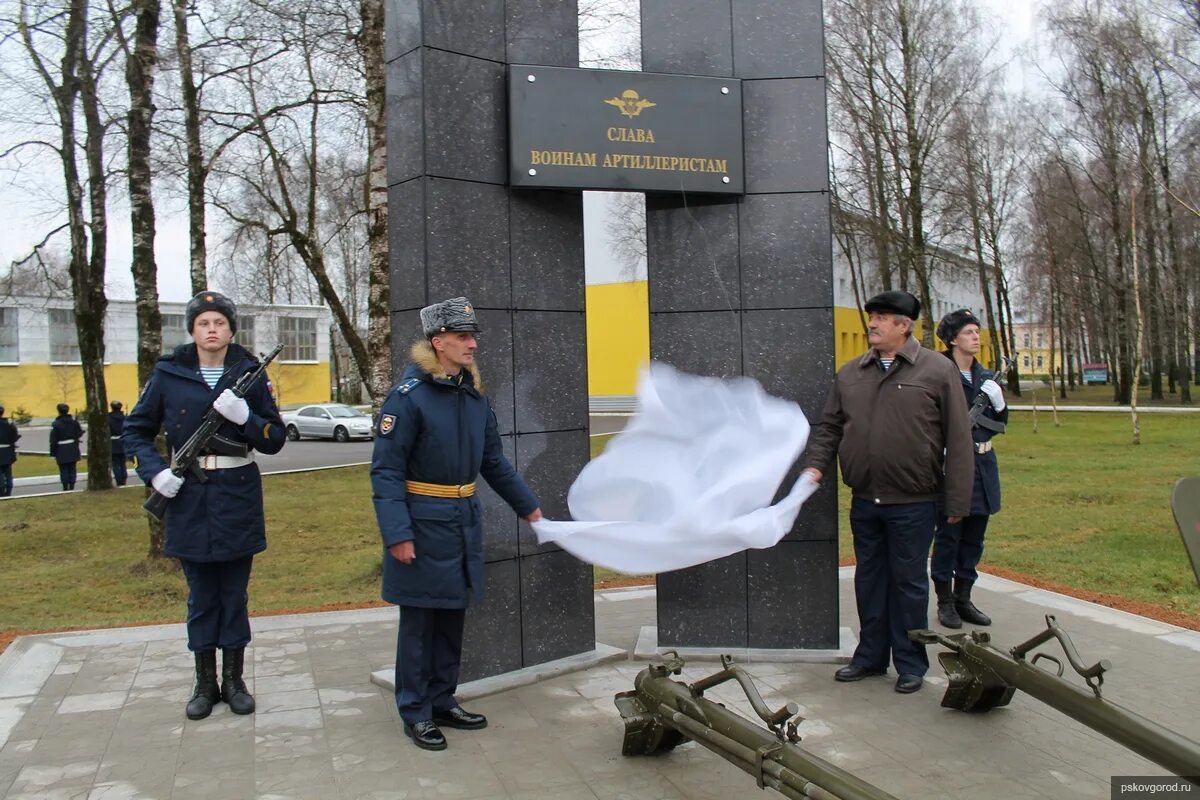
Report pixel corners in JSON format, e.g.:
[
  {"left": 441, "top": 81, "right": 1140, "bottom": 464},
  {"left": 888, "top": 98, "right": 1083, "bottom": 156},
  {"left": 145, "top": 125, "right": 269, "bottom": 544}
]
[{"left": 509, "top": 65, "right": 744, "bottom": 194}]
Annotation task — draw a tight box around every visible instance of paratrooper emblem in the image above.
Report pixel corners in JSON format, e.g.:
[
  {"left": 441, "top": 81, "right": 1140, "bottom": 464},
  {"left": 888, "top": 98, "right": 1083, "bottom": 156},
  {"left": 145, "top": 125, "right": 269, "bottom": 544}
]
[{"left": 605, "top": 89, "right": 656, "bottom": 119}]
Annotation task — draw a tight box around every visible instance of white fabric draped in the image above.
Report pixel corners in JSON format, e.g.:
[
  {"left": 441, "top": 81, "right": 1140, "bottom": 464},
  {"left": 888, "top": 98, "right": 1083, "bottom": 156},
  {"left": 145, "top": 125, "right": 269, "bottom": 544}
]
[{"left": 531, "top": 363, "right": 817, "bottom": 574}]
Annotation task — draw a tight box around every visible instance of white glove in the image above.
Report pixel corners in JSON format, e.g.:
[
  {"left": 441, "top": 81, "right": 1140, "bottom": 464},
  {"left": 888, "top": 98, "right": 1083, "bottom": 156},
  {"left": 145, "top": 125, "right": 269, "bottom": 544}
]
[
  {"left": 213, "top": 389, "right": 250, "bottom": 425},
  {"left": 980, "top": 379, "right": 1005, "bottom": 412},
  {"left": 151, "top": 469, "right": 184, "bottom": 498}
]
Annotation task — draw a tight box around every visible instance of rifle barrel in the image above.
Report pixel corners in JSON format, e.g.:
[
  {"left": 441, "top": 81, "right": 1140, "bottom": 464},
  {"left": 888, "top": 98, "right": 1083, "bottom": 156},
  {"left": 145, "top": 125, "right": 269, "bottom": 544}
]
[{"left": 949, "top": 636, "right": 1200, "bottom": 781}]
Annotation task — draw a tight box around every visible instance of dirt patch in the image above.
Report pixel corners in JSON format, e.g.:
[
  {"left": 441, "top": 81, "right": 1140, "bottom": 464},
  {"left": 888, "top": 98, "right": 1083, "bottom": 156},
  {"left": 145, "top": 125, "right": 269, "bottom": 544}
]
[{"left": 595, "top": 575, "right": 655, "bottom": 591}]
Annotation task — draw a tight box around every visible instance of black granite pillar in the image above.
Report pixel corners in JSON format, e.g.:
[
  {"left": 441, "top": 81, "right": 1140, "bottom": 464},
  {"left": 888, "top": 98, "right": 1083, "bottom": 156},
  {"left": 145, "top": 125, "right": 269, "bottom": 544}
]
[
  {"left": 642, "top": 0, "right": 840, "bottom": 649},
  {"left": 385, "top": 0, "right": 594, "bottom": 681}
]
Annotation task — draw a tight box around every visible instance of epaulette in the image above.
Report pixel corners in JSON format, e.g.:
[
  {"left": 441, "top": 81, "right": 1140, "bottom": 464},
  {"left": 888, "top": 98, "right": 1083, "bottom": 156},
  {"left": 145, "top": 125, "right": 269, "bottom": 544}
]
[{"left": 396, "top": 377, "right": 421, "bottom": 395}]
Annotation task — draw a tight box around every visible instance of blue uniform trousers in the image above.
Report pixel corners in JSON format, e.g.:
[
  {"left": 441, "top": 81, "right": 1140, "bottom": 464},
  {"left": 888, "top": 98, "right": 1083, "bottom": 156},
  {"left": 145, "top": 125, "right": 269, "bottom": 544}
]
[
  {"left": 930, "top": 514, "right": 989, "bottom": 585},
  {"left": 394, "top": 605, "right": 466, "bottom": 726},
  {"left": 111, "top": 456, "right": 128, "bottom": 487},
  {"left": 58, "top": 462, "right": 77, "bottom": 490},
  {"left": 0, "top": 465, "right": 12, "bottom": 496},
  {"left": 848, "top": 499, "right": 937, "bottom": 677},
  {"left": 179, "top": 556, "right": 254, "bottom": 651}
]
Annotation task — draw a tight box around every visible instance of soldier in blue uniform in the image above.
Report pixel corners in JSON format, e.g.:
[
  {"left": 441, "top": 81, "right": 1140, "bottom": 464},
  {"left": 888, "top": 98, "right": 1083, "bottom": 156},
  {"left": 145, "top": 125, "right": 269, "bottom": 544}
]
[
  {"left": 931, "top": 309, "right": 1008, "bottom": 628},
  {"left": 0, "top": 405, "right": 18, "bottom": 497},
  {"left": 108, "top": 401, "right": 128, "bottom": 487},
  {"left": 371, "top": 297, "right": 542, "bottom": 751},
  {"left": 49, "top": 403, "right": 83, "bottom": 491},
  {"left": 124, "top": 291, "right": 287, "bottom": 720}
]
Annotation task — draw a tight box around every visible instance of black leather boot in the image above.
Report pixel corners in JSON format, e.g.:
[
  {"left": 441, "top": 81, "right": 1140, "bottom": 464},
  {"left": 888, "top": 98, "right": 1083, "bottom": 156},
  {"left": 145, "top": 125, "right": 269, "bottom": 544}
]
[
  {"left": 185, "top": 650, "right": 220, "bottom": 720},
  {"left": 221, "top": 647, "right": 256, "bottom": 715},
  {"left": 955, "top": 579, "right": 992, "bottom": 626},
  {"left": 935, "top": 581, "right": 961, "bottom": 628}
]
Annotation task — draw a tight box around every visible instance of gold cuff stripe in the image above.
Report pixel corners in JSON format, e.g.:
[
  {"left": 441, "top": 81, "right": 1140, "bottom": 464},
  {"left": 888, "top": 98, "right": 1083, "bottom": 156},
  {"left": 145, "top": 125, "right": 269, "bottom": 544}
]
[{"left": 405, "top": 480, "right": 476, "bottom": 498}]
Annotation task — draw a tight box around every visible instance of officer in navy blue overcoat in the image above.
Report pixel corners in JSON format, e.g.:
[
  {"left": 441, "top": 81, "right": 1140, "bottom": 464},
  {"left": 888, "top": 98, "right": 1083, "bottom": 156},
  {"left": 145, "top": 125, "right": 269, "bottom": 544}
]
[
  {"left": 371, "top": 297, "right": 541, "bottom": 751},
  {"left": 124, "top": 291, "right": 286, "bottom": 720},
  {"left": 48, "top": 403, "right": 83, "bottom": 491},
  {"left": 108, "top": 401, "right": 128, "bottom": 486},
  {"left": 0, "top": 405, "right": 18, "bottom": 497},
  {"left": 930, "top": 309, "right": 1009, "bottom": 629}
]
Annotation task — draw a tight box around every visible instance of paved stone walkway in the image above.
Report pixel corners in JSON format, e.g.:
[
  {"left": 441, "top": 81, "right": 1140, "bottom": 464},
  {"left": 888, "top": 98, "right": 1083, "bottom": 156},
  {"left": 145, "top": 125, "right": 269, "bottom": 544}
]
[{"left": 1, "top": 570, "right": 1198, "bottom": 799}]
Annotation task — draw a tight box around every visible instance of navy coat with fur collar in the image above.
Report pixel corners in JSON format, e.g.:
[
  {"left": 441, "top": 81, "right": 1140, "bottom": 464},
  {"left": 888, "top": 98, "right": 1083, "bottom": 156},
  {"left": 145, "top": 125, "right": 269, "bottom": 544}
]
[
  {"left": 371, "top": 341, "right": 539, "bottom": 609},
  {"left": 123, "top": 343, "right": 286, "bottom": 562}
]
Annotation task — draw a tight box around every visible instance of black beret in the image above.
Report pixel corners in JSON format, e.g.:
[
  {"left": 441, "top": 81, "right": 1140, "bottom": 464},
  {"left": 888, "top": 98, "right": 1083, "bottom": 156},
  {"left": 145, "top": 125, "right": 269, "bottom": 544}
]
[
  {"left": 936, "top": 308, "right": 982, "bottom": 347},
  {"left": 864, "top": 290, "right": 921, "bottom": 320},
  {"left": 186, "top": 291, "right": 237, "bottom": 334}
]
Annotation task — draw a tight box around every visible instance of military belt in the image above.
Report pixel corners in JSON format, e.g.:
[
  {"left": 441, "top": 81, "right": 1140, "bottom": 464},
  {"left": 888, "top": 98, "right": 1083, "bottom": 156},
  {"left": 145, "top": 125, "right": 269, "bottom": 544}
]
[
  {"left": 974, "top": 441, "right": 993, "bottom": 455},
  {"left": 198, "top": 453, "right": 255, "bottom": 470},
  {"left": 406, "top": 480, "right": 476, "bottom": 498}
]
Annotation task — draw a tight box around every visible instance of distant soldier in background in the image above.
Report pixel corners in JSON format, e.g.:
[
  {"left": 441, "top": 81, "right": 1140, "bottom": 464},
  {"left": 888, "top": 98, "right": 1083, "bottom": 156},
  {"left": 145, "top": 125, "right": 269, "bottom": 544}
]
[
  {"left": 49, "top": 403, "right": 83, "bottom": 491},
  {"left": 0, "top": 405, "right": 18, "bottom": 497},
  {"left": 109, "top": 401, "right": 128, "bottom": 487}
]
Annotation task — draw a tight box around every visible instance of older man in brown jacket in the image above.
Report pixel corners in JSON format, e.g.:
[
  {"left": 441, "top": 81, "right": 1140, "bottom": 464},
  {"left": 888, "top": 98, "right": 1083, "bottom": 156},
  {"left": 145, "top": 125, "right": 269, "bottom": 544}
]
[{"left": 803, "top": 290, "right": 973, "bottom": 694}]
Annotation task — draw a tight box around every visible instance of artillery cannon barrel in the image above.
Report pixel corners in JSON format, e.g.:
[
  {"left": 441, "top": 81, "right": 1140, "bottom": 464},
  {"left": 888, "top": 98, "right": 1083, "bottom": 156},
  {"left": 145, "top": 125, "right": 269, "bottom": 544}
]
[
  {"left": 941, "top": 635, "right": 1200, "bottom": 781},
  {"left": 631, "top": 666, "right": 901, "bottom": 800}
]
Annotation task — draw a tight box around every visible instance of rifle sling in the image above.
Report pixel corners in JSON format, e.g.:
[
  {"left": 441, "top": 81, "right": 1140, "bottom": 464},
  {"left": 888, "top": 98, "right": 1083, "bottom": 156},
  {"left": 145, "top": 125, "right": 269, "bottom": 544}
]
[{"left": 973, "top": 416, "right": 1006, "bottom": 434}]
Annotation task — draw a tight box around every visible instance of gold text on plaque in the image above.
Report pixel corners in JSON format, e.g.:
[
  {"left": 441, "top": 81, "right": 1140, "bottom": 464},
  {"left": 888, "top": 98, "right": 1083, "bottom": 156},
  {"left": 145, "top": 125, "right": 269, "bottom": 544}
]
[
  {"left": 607, "top": 127, "right": 656, "bottom": 143},
  {"left": 604, "top": 89, "right": 656, "bottom": 119}
]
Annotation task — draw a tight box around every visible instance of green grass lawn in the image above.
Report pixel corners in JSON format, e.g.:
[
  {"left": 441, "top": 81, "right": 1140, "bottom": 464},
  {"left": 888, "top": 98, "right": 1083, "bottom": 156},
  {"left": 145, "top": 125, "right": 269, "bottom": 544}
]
[
  {"left": 10, "top": 454, "right": 60, "bottom": 479},
  {"left": 0, "top": 467, "right": 384, "bottom": 636},
  {"left": 947, "top": 411, "right": 1200, "bottom": 618},
  {"left": 1011, "top": 382, "right": 1196, "bottom": 407},
  {"left": 2, "top": 413, "right": 1197, "bottom": 643}
]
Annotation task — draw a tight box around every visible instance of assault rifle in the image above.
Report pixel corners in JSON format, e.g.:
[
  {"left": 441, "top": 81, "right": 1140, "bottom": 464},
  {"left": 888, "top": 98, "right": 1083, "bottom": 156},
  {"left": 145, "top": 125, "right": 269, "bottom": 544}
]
[
  {"left": 969, "top": 355, "right": 1015, "bottom": 433},
  {"left": 143, "top": 344, "right": 283, "bottom": 522}
]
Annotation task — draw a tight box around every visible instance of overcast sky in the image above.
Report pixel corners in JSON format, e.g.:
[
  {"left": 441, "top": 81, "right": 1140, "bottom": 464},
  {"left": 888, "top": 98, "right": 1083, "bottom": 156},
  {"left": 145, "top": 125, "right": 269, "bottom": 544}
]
[{"left": 0, "top": 0, "right": 1039, "bottom": 301}]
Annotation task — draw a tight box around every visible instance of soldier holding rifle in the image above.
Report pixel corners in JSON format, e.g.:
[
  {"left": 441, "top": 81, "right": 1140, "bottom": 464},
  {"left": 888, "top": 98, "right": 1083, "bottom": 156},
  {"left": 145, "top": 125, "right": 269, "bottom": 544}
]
[
  {"left": 124, "top": 291, "right": 286, "bottom": 720},
  {"left": 930, "top": 309, "right": 1008, "bottom": 629}
]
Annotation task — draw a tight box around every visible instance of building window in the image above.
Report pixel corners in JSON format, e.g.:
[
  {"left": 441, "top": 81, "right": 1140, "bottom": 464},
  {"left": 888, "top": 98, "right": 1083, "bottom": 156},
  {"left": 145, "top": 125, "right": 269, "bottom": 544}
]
[
  {"left": 1036, "top": 333, "right": 1044, "bottom": 348},
  {"left": 1023, "top": 355, "right": 1030, "bottom": 368},
  {"left": 1023, "top": 334, "right": 1031, "bottom": 348},
  {"left": 235, "top": 315, "right": 256, "bottom": 353},
  {"left": 280, "top": 316, "right": 317, "bottom": 361},
  {"left": 0, "top": 307, "right": 17, "bottom": 362},
  {"left": 49, "top": 308, "right": 81, "bottom": 363},
  {"left": 161, "top": 313, "right": 191, "bottom": 353},
  {"left": 1036, "top": 356, "right": 1044, "bottom": 368}
]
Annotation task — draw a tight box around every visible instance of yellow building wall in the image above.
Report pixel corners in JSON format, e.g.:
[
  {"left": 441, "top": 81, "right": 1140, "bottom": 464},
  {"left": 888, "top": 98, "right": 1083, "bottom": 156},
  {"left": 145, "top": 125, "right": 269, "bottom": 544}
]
[
  {"left": 586, "top": 281, "right": 649, "bottom": 397},
  {"left": 266, "top": 363, "right": 332, "bottom": 408},
  {"left": 0, "top": 362, "right": 330, "bottom": 419}
]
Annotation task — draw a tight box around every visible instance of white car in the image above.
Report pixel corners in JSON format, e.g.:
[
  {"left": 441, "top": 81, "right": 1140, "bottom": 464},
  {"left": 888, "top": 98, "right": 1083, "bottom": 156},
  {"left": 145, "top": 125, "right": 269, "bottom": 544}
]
[{"left": 282, "top": 404, "right": 374, "bottom": 442}]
